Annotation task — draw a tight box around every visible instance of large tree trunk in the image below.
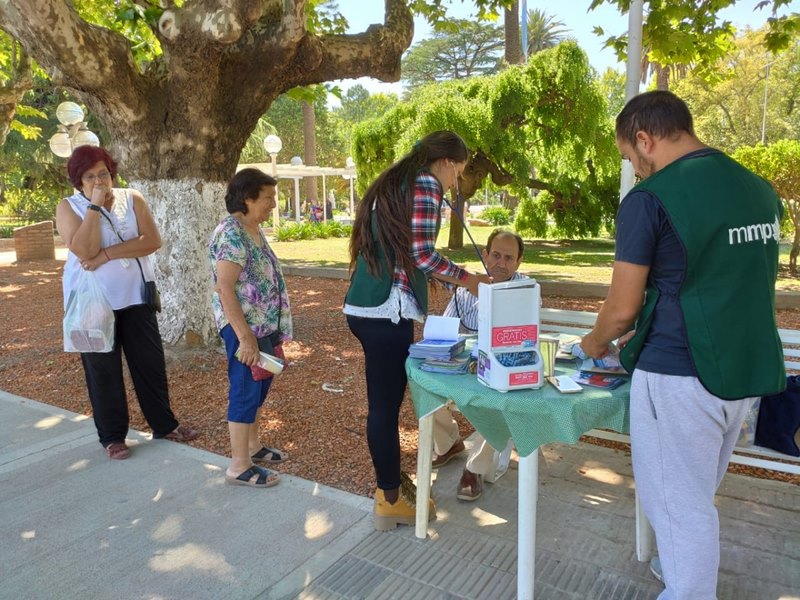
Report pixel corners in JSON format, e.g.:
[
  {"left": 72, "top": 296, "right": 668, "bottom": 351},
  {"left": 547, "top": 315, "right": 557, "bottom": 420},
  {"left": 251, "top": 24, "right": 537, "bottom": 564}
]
[
  {"left": 447, "top": 188, "right": 464, "bottom": 250},
  {"left": 1, "top": 0, "right": 414, "bottom": 344},
  {"left": 302, "top": 100, "right": 318, "bottom": 203},
  {"left": 504, "top": 2, "right": 523, "bottom": 65},
  {"left": 132, "top": 179, "right": 228, "bottom": 344}
]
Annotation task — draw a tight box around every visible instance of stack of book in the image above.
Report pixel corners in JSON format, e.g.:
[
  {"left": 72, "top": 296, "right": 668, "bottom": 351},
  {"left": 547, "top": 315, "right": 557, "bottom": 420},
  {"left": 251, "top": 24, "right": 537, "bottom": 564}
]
[
  {"left": 409, "top": 336, "right": 466, "bottom": 360},
  {"left": 419, "top": 356, "right": 470, "bottom": 374},
  {"left": 408, "top": 315, "right": 466, "bottom": 360}
]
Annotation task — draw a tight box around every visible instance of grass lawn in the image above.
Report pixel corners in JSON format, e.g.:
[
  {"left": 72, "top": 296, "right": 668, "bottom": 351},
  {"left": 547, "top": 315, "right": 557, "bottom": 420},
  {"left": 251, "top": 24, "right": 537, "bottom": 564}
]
[{"left": 271, "top": 225, "right": 800, "bottom": 292}]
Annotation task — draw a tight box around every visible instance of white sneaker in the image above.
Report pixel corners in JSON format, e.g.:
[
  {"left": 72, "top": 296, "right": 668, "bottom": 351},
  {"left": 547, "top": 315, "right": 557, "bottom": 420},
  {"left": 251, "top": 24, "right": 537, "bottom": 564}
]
[{"left": 649, "top": 556, "right": 664, "bottom": 583}]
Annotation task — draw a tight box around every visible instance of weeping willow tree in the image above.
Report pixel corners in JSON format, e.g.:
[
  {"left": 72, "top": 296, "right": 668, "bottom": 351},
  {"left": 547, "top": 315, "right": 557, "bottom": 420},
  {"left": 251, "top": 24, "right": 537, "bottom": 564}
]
[{"left": 352, "top": 41, "right": 620, "bottom": 244}]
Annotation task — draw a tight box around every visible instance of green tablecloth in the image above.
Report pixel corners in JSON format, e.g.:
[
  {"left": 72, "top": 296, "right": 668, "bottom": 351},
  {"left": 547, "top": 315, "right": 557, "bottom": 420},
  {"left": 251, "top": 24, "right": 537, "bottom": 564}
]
[{"left": 406, "top": 358, "right": 631, "bottom": 458}]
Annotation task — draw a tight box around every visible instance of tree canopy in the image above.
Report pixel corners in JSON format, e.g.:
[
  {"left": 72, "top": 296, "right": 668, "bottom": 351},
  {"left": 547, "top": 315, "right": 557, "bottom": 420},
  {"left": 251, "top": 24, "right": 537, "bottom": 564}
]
[
  {"left": 354, "top": 41, "right": 619, "bottom": 238},
  {"left": 734, "top": 139, "right": 800, "bottom": 272}
]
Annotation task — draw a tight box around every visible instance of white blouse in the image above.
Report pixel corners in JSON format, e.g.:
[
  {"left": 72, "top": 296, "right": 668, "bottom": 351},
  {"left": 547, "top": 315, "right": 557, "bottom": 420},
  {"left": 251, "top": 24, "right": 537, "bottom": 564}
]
[{"left": 62, "top": 188, "right": 156, "bottom": 311}]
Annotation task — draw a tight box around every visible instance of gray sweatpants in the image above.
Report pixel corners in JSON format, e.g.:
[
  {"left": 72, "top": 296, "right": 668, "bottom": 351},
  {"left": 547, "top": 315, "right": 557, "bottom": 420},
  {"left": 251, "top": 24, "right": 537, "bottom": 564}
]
[{"left": 630, "top": 370, "right": 755, "bottom": 600}]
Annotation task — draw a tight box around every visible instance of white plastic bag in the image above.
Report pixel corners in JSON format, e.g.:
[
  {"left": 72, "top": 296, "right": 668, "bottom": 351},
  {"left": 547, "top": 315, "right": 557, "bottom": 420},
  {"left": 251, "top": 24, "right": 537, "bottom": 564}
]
[{"left": 63, "top": 269, "right": 115, "bottom": 353}]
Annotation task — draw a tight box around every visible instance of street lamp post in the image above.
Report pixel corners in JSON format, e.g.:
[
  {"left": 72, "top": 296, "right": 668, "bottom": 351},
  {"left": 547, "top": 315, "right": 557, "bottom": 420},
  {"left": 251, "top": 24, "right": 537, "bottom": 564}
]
[
  {"left": 263, "top": 134, "right": 282, "bottom": 228},
  {"left": 345, "top": 156, "right": 356, "bottom": 216},
  {"left": 290, "top": 156, "right": 303, "bottom": 223},
  {"left": 48, "top": 101, "right": 99, "bottom": 158}
]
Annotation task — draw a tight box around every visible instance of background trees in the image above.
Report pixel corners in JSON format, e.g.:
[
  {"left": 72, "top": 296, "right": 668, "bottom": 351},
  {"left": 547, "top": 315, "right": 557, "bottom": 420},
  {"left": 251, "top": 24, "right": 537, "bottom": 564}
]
[{"left": 401, "top": 20, "right": 505, "bottom": 91}]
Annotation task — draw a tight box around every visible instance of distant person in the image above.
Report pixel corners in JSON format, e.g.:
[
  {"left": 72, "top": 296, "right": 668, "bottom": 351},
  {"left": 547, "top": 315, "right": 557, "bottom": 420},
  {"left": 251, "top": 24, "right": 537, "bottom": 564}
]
[
  {"left": 580, "top": 91, "right": 785, "bottom": 598},
  {"left": 56, "top": 145, "right": 198, "bottom": 460},
  {"left": 344, "top": 130, "right": 492, "bottom": 530},
  {"left": 210, "top": 168, "right": 293, "bottom": 488},
  {"left": 433, "top": 229, "right": 526, "bottom": 501},
  {"left": 325, "top": 193, "right": 334, "bottom": 220}
]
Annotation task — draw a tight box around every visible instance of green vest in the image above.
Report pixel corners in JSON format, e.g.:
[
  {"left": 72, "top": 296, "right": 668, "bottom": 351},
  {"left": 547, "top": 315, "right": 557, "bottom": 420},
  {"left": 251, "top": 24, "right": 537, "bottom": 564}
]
[
  {"left": 345, "top": 209, "right": 432, "bottom": 312},
  {"left": 619, "top": 151, "right": 785, "bottom": 399}
]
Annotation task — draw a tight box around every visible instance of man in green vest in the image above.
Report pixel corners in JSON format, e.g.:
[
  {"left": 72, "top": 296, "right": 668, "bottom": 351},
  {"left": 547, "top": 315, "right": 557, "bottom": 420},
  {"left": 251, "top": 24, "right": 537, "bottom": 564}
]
[{"left": 581, "top": 91, "right": 785, "bottom": 600}]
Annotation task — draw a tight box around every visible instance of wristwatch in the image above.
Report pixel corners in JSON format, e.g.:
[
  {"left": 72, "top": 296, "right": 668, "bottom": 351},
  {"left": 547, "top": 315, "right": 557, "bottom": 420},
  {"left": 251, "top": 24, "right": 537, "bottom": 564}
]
[{"left": 87, "top": 204, "right": 102, "bottom": 212}]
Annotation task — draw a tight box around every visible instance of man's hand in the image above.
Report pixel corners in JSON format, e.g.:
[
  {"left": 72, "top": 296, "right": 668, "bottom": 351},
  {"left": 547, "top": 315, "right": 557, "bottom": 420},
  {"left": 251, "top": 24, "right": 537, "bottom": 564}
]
[
  {"left": 580, "top": 331, "right": 611, "bottom": 359},
  {"left": 616, "top": 330, "right": 636, "bottom": 350}
]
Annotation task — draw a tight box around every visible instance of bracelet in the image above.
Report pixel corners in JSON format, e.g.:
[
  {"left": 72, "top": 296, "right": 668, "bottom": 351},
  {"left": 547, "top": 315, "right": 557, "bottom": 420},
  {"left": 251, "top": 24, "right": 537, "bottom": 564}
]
[
  {"left": 102, "top": 248, "right": 111, "bottom": 261},
  {"left": 87, "top": 204, "right": 102, "bottom": 212}
]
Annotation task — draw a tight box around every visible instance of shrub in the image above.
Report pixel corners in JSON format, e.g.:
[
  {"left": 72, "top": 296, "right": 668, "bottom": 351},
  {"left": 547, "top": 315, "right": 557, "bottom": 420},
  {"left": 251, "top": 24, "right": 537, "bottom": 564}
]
[
  {"left": 5, "top": 187, "right": 60, "bottom": 223},
  {"left": 274, "top": 220, "right": 352, "bottom": 242},
  {"left": 479, "top": 206, "right": 512, "bottom": 226}
]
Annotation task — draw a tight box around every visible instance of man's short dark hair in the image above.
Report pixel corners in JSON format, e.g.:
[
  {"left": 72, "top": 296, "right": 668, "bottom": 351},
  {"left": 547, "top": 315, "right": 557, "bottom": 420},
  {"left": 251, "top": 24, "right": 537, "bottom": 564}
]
[
  {"left": 486, "top": 228, "right": 524, "bottom": 260},
  {"left": 616, "top": 90, "right": 695, "bottom": 147},
  {"left": 225, "top": 168, "right": 277, "bottom": 215}
]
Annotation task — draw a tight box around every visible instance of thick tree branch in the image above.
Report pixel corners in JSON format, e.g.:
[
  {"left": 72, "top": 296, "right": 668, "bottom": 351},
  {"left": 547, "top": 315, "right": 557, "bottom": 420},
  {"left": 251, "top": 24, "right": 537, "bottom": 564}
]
[{"left": 289, "top": 0, "right": 413, "bottom": 85}]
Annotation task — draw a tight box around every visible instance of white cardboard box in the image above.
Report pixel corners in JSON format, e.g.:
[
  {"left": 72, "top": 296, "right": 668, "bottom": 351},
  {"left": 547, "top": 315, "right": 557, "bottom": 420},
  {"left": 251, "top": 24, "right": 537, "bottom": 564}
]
[{"left": 476, "top": 279, "right": 543, "bottom": 391}]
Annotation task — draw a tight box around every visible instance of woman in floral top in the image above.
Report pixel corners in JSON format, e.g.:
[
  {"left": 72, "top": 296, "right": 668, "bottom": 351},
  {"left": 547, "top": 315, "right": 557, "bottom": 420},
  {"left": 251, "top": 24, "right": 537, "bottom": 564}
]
[{"left": 209, "top": 168, "right": 292, "bottom": 488}]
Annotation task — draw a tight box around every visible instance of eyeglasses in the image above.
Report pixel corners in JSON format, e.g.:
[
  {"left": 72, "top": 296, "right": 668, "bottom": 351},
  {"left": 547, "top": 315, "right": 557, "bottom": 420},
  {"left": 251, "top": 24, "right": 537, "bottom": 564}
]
[{"left": 83, "top": 171, "right": 112, "bottom": 183}]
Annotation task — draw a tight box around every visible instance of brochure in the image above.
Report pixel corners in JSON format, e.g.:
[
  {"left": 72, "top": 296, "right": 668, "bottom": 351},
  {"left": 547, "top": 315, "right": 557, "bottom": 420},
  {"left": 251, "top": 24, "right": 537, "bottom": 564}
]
[{"left": 572, "top": 371, "right": 628, "bottom": 390}]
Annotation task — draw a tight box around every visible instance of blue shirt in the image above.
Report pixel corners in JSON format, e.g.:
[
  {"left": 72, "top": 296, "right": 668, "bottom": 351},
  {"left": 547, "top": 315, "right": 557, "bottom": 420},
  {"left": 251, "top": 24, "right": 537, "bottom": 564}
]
[{"left": 616, "top": 160, "right": 704, "bottom": 377}]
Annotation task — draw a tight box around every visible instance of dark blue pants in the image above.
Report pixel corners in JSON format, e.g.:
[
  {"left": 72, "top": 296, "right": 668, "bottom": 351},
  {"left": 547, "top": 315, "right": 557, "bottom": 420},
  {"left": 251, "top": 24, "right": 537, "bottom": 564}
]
[
  {"left": 80, "top": 304, "right": 178, "bottom": 446},
  {"left": 347, "top": 315, "right": 414, "bottom": 490}
]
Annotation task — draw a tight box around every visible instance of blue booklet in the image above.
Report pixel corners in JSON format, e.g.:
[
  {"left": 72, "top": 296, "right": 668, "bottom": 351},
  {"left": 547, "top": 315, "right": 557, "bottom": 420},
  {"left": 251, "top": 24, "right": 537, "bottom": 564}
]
[{"left": 573, "top": 371, "right": 628, "bottom": 390}]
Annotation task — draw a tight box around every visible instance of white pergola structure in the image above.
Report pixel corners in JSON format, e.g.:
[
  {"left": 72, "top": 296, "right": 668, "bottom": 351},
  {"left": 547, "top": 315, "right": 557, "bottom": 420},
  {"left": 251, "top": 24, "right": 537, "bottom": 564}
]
[{"left": 237, "top": 162, "right": 357, "bottom": 224}]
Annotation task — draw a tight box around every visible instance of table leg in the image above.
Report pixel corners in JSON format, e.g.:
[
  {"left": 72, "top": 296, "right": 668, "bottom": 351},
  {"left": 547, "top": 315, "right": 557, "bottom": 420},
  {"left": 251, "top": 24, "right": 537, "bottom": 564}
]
[
  {"left": 517, "top": 448, "right": 539, "bottom": 600},
  {"left": 635, "top": 489, "right": 655, "bottom": 561},
  {"left": 415, "top": 412, "right": 434, "bottom": 539}
]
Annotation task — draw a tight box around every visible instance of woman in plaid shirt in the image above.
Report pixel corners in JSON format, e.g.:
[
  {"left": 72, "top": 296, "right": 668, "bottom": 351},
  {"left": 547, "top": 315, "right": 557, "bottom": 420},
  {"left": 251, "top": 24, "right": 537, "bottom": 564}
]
[{"left": 344, "top": 130, "right": 491, "bottom": 531}]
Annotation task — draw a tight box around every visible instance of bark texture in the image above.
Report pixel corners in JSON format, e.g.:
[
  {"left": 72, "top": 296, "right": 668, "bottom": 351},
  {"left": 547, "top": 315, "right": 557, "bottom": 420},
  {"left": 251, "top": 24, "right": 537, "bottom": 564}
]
[{"left": 0, "top": 0, "right": 414, "bottom": 343}]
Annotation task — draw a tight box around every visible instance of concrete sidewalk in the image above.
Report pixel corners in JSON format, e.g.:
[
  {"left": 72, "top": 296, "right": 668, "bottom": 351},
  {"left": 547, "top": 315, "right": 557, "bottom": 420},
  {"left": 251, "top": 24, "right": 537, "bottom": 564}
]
[{"left": 1, "top": 390, "right": 798, "bottom": 600}]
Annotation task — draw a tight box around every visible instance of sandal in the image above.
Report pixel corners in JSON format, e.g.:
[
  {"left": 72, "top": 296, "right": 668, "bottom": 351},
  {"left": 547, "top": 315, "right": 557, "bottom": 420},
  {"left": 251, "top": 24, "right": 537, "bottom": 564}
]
[
  {"left": 251, "top": 446, "right": 288, "bottom": 464},
  {"left": 156, "top": 424, "right": 200, "bottom": 442},
  {"left": 105, "top": 441, "right": 130, "bottom": 460},
  {"left": 225, "top": 465, "right": 280, "bottom": 488}
]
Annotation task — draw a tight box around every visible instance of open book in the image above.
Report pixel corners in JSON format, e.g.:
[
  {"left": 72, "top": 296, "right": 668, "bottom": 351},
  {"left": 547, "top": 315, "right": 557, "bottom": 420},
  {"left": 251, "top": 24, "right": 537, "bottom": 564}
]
[{"left": 409, "top": 315, "right": 466, "bottom": 359}]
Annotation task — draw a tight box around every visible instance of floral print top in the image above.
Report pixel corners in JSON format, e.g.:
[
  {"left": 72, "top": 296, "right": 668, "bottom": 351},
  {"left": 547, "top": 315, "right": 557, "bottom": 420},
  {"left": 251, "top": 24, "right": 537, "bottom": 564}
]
[{"left": 209, "top": 216, "right": 292, "bottom": 342}]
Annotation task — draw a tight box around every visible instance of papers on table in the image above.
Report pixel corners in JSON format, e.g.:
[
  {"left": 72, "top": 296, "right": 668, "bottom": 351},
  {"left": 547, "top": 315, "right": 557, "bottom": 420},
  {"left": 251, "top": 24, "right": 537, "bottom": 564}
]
[
  {"left": 419, "top": 356, "right": 470, "bottom": 375},
  {"left": 572, "top": 371, "right": 628, "bottom": 390},
  {"left": 409, "top": 316, "right": 466, "bottom": 359}
]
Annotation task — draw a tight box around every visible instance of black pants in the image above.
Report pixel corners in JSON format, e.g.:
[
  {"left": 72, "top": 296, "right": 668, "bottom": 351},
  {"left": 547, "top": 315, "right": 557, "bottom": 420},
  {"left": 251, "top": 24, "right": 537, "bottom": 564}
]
[
  {"left": 80, "top": 304, "right": 178, "bottom": 446},
  {"left": 347, "top": 315, "right": 414, "bottom": 490}
]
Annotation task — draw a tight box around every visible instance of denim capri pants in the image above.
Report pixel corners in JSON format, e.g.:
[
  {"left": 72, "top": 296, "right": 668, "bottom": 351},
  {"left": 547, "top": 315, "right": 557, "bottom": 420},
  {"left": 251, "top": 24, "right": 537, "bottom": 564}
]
[{"left": 220, "top": 324, "right": 273, "bottom": 423}]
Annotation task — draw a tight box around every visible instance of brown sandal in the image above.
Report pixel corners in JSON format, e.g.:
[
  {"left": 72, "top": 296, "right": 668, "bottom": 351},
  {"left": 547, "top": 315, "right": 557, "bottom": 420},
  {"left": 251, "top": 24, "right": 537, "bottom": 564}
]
[
  {"left": 156, "top": 424, "right": 200, "bottom": 442},
  {"left": 105, "top": 442, "right": 130, "bottom": 460}
]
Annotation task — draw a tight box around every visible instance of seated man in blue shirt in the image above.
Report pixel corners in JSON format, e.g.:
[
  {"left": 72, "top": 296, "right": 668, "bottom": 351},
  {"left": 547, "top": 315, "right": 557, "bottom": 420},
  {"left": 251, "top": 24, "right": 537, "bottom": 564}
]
[{"left": 432, "top": 229, "right": 527, "bottom": 500}]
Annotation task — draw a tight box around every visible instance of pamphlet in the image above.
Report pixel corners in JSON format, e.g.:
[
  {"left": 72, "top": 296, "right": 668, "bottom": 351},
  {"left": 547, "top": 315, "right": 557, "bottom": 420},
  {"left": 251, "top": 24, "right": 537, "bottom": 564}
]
[{"left": 572, "top": 371, "right": 628, "bottom": 390}]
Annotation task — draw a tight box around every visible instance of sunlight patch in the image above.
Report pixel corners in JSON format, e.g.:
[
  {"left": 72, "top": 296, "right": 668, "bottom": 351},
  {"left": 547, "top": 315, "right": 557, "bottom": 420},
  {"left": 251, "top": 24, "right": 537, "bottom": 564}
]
[
  {"left": 578, "top": 466, "right": 624, "bottom": 485},
  {"left": 152, "top": 515, "right": 184, "bottom": 542},
  {"left": 470, "top": 507, "right": 508, "bottom": 527},
  {"left": 67, "top": 459, "right": 90, "bottom": 472},
  {"left": 148, "top": 543, "right": 234, "bottom": 580},
  {"left": 304, "top": 509, "right": 333, "bottom": 539},
  {"left": 34, "top": 415, "right": 64, "bottom": 430}
]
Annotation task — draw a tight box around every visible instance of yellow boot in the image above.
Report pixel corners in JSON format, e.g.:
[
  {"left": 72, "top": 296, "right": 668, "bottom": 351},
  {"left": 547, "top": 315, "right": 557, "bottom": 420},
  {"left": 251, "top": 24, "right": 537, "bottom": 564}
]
[{"left": 373, "top": 480, "right": 436, "bottom": 531}]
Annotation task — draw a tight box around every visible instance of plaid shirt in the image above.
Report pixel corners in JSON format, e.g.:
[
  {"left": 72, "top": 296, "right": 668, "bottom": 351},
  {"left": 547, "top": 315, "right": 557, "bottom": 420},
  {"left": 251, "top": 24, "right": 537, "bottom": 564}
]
[{"left": 394, "top": 172, "right": 469, "bottom": 309}]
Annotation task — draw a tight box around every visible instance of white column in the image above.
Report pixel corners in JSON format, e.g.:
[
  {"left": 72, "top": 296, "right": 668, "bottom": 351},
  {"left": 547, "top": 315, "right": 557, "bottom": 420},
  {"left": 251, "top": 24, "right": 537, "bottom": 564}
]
[
  {"left": 293, "top": 178, "right": 302, "bottom": 223},
  {"left": 620, "top": 0, "right": 644, "bottom": 200},
  {"left": 517, "top": 449, "right": 539, "bottom": 600}
]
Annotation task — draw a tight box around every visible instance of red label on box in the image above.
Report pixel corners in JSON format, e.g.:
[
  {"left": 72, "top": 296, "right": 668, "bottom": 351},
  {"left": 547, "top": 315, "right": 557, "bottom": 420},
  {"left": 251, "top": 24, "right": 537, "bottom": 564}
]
[
  {"left": 492, "top": 324, "right": 538, "bottom": 347},
  {"left": 509, "top": 371, "right": 539, "bottom": 386}
]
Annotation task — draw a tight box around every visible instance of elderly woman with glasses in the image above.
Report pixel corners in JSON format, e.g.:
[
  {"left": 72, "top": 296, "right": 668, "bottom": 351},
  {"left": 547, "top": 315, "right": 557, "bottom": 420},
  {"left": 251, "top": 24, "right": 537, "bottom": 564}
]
[{"left": 55, "top": 145, "right": 198, "bottom": 460}]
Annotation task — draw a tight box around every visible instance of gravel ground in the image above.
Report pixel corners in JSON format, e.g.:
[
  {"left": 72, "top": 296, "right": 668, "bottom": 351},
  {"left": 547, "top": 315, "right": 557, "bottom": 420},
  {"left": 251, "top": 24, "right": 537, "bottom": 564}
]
[{"left": 1, "top": 258, "right": 797, "bottom": 494}]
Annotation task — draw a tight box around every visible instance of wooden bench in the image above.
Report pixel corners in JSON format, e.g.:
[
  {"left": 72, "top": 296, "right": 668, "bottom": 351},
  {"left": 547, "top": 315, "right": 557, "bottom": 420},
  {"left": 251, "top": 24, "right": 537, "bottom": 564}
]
[{"left": 540, "top": 307, "right": 800, "bottom": 476}]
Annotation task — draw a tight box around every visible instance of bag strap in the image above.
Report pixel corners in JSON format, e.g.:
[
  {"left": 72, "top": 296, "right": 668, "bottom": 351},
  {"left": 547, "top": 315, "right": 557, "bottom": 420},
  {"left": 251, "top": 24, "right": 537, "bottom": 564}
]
[{"left": 96, "top": 196, "right": 147, "bottom": 287}]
